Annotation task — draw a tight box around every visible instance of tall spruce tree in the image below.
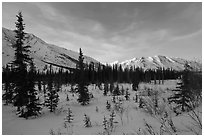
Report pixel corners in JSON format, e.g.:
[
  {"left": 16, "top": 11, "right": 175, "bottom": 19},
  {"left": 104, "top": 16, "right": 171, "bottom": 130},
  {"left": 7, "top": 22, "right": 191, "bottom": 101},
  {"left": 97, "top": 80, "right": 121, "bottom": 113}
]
[
  {"left": 168, "top": 63, "right": 192, "bottom": 112},
  {"left": 11, "top": 12, "right": 32, "bottom": 114},
  {"left": 76, "top": 48, "right": 90, "bottom": 105}
]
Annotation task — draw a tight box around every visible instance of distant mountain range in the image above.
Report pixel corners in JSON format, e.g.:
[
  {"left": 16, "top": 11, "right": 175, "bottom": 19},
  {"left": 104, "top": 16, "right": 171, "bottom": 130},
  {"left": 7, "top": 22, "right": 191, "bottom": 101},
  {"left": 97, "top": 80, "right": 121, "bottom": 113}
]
[
  {"left": 2, "top": 27, "right": 99, "bottom": 71},
  {"left": 2, "top": 27, "right": 201, "bottom": 72},
  {"left": 110, "top": 55, "right": 202, "bottom": 71}
]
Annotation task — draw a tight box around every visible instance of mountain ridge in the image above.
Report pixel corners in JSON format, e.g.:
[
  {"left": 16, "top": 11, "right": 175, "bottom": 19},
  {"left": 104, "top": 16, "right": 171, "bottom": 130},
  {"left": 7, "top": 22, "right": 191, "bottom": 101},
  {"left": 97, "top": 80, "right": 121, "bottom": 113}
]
[
  {"left": 2, "top": 27, "right": 201, "bottom": 72},
  {"left": 2, "top": 27, "right": 99, "bottom": 71},
  {"left": 110, "top": 55, "right": 202, "bottom": 71}
]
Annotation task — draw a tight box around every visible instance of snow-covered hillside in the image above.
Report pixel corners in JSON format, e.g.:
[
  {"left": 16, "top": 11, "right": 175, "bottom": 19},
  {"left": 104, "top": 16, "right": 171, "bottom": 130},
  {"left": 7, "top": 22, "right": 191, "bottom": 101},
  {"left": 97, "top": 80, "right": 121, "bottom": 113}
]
[
  {"left": 112, "top": 55, "right": 201, "bottom": 71},
  {"left": 2, "top": 27, "right": 99, "bottom": 71}
]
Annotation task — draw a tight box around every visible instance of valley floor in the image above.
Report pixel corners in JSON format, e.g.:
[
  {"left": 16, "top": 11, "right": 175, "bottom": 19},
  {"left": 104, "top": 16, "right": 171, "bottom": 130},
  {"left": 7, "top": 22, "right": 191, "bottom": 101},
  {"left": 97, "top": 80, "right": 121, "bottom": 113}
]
[{"left": 2, "top": 80, "right": 202, "bottom": 135}]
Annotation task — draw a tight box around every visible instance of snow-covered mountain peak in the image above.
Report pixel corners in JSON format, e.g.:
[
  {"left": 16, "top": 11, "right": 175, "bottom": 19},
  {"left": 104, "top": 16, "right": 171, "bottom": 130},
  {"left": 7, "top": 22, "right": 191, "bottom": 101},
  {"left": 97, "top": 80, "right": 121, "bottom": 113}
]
[
  {"left": 2, "top": 27, "right": 99, "bottom": 71},
  {"left": 115, "top": 55, "right": 201, "bottom": 71}
]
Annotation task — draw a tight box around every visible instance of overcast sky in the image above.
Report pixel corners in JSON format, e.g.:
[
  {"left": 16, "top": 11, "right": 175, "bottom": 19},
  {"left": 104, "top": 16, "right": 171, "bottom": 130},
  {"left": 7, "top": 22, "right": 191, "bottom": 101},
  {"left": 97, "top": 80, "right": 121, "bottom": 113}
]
[{"left": 2, "top": 2, "right": 202, "bottom": 63}]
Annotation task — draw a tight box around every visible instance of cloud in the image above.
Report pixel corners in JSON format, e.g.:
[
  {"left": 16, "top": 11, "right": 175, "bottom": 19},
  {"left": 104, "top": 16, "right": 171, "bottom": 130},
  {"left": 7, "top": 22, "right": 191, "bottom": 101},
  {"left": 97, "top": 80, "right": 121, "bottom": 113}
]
[
  {"left": 170, "top": 30, "right": 201, "bottom": 41},
  {"left": 33, "top": 3, "right": 67, "bottom": 23},
  {"left": 2, "top": 2, "right": 202, "bottom": 62}
]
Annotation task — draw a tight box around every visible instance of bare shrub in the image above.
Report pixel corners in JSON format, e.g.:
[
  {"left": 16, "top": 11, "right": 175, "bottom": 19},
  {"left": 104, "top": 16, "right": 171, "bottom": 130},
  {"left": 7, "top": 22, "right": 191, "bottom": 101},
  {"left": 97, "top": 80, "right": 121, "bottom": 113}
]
[
  {"left": 114, "top": 100, "right": 125, "bottom": 125},
  {"left": 184, "top": 100, "right": 202, "bottom": 135}
]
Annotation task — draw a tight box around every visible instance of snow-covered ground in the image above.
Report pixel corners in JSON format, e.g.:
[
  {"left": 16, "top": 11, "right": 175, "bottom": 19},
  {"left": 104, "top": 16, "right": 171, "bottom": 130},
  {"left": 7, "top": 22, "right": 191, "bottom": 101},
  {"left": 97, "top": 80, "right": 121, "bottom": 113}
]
[{"left": 2, "top": 80, "right": 202, "bottom": 135}]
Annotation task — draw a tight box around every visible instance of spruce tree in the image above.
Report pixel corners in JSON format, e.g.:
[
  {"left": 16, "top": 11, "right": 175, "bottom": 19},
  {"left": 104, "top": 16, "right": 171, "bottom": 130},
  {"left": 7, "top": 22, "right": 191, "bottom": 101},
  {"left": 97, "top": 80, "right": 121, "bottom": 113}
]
[
  {"left": 168, "top": 63, "right": 192, "bottom": 112},
  {"left": 70, "top": 84, "right": 75, "bottom": 93},
  {"left": 24, "top": 61, "right": 42, "bottom": 118},
  {"left": 38, "top": 80, "right": 42, "bottom": 92},
  {"left": 45, "top": 65, "right": 59, "bottom": 112},
  {"left": 109, "top": 82, "right": 114, "bottom": 95},
  {"left": 132, "top": 70, "right": 140, "bottom": 91},
  {"left": 103, "top": 116, "right": 109, "bottom": 134},
  {"left": 113, "top": 84, "right": 120, "bottom": 96},
  {"left": 11, "top": 12, "right": 32, "bottom": 114},
  {"left": 124, "top": 89, "right": 130, "bottom": 101},
  {"left": 64, "top": 108, "right": 74, "bottom": 123},
  {"left": 139, "top": 97, "right": 144, "bottom": 108},
  {"left": 121, "top": 85, "right": 125, "bottom": 95},
  {"left": 66, "top": 94, "right": 69, "bottom": 101},
  {"left": 76, "top": 48, "right": 90, "bottom": 105},
  {"left": 112, "top": 96, "right": 116, "bottom": 103},
  {"left": 42, "top": 81, "right": 46, "bottom": 106},
  {"left": 106, "top": 100, "right": 111, "bottom": 111},
  {"left": 96, "top": 106, "right": 99, "bottom": 112},
  {"left": 135, "top": 93, "right": 138, "bottom": 103},
  {"left": 109, "top": 111, "right": 117, "bottom": 132},
  {"left": 103, "top": 82, "right": 109, "bottom": 96},
  {"left": 83, "top": 114, "right": 92, "bottom": 127}
]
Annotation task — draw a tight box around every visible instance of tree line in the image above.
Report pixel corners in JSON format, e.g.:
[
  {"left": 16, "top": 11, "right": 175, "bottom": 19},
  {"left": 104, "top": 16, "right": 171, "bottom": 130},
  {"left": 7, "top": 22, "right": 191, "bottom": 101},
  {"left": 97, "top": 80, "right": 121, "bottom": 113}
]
[{"left": 3, "top": 62, "right": 181, "bottom": 86}]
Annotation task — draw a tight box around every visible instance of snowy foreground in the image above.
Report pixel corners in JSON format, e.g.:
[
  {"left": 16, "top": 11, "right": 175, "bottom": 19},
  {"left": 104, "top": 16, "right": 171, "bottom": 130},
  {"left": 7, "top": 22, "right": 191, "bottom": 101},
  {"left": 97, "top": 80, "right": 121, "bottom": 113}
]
[{"left": 2, "top": 80, "right": 202, "bottom": 135}]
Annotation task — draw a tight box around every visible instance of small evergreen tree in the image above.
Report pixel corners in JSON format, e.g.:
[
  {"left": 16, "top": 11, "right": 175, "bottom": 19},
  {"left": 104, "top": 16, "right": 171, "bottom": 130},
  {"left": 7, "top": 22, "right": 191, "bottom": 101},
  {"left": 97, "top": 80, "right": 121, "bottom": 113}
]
[
  {"left": 42, "top": 81, "right": 46, "bottom": 106},
  {"left": 124, "top": 89, "right": 130, "bottom": 101},
  {"left": 154, "top": 73, "right": 157, "bottom": 85},
  {"left": 109, "top": 111, "right": 117, "bottom": 132},
  {"left": 161, "top": 69, "right": 164, "bottom": 84},
  {"left": 45, "top": 86, "right": 59, "bottom": 112},
  {"left": 147, "top": 88, "right": 151, "bottom": 96},
  {"left": 38, "top": 80, "right": 42, "bottom": 92},
  {"left": 106, "top": 101, "right": 111, "bottom": 111},
  {"left": 70, "top": 84, "right": 75, "bottom": 93},
  {"left": 139, "top": 97, "right": 144, "bottom": 108},
  {"left": 96, "top": 106, "right": 99, "bottom": 112},
  {"left": 113, "top": 84, "right": 120, "bottom": 96},
  {"left": 23, "top": 61, "right": 42, "bottom": 118},
  {"left": 66, "top": 94, "right": 69, "bottom": 101},
  {"left": 153, "top": 91, "right": 158, "bottom": 108},
  {"left": 103, "top": 82, "right": 109, "bottom": 96},
  {"left": 132, "top": 70, "right": 140, "bottom": 91},
  {"left": 110, "top": 82, "right": 114, "bottom": 95},
  {"left": 103, "top": 116, "right": 109, "bottom": 134},
  {"left": 135, "top": 93, "right": 138, "bottom": 103},
  {"left": 45, "top": 65, "right": 59, "bottom": 112},
  {"left": 64, "top": 108, "right": 74, "bottom": 123},
  {"left": 121, "top": 85, "right": 125, "bottom": 95},
  {"left": 83, "top": 114, "right": 92, "bottom": 127},
  {"left": 112, "top": 96, "right": 116, "bottom": 103},
  {"left": 132, "top": 82, "right": 139, "bottom": 91}
]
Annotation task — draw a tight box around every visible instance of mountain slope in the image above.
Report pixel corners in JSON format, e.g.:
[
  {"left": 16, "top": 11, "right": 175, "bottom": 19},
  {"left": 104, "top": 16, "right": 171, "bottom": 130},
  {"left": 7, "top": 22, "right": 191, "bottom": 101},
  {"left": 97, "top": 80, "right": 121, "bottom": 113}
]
[
  {"left": 2, "top": 27, "right": 99, "bottom": 71},
  {"left": 114, "top": 55, "right": 201, "bottom": 71}
]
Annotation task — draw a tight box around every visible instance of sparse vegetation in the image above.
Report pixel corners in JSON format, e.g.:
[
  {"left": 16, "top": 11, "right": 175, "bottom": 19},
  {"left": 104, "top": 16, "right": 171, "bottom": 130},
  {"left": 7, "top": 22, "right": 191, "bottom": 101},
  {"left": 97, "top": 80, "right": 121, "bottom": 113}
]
[{"left": 83, "top": 114, "right": 92, "bottom": 127}]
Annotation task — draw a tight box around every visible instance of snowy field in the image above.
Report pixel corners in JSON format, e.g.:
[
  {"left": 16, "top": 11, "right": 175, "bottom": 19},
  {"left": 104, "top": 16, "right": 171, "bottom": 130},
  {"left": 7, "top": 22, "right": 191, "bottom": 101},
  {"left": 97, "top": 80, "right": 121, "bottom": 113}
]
[{"left": 2, "top": 80, "right": 202, "bottom": 135}]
